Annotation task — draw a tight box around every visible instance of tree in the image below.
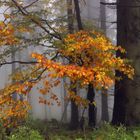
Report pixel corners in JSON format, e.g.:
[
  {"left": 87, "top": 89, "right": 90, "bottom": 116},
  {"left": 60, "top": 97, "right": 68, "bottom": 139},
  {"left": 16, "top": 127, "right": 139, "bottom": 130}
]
[
  {"left": 0, "top": 0, "right": 134, "bottom": 128},
  {"left": 74, "top": 0, "right": 97, "bottom": 128},
  {"left": 67, "top": 0, "right": 79, "bottom": 130},
  {"left": 100, "top": 0, "right": 109, "bottom": 123},
  {"left": 0, "top": 0, "right": 67, "bottom": 127},
  {"left": 31, "top": 30, "right": 134, "bottom": 128},
  {"left": 0, "top": 22, "right": 30, "bottom": 127},
  {"left": 112, "top": 0, "right": 140, "bottom": 125}
]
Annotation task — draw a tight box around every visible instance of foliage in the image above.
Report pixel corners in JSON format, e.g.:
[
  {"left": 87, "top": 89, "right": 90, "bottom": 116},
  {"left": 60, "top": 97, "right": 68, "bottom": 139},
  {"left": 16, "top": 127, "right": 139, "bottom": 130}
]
[
  {"left": 21, "top": 119, "right": 140, "bottom": 140},
  {"left": 0, "top": 22, "right": 18, "bottom": 46},
  {"left": 45, "top": 123, "right": 140, "bottom": 140},
  {"left": 25, "top": 118, "right": 48, "bottom": 135},
  {"left": 31, "top": 30, "right": 134, "bottom": 105},
  {"left": 128, "top": 126, "right": 140, "bottom": 140},
  {"left": 0, "top": 21, "right": 30, "bottom": 127},
  {"left": 1, "top": 119, "right": 140, "bottom": 140},
  {"left": 32, "top": 30, "right": 134, "bottom": 88},
  {"left": 0, "top": 27, "right": 134, "bottom": 127},
  {"left": 0, "top": 0, "right": 68, "bottom": 128},
  {"left": 0, "top": 123, "right": 7, "bottom": 140},
  {"left": 8, "top": 126, "right": 44, "bottom": 140},
  {"left": 91, "top": 123, "right": 133, "bottom": 140},
  {"left": 0, "top": 0, "right": 134, "bottom": 128}
]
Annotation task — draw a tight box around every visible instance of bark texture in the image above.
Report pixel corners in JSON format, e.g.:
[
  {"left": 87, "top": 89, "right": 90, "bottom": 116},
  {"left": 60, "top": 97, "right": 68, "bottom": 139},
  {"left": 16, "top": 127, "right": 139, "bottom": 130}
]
[{"left": 112, "top": 0, "right": 140, "bottom": 125}]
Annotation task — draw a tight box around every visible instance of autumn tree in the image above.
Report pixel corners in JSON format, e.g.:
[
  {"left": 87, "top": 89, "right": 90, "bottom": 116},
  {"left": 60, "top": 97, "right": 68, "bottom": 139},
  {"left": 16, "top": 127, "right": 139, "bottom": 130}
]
[
  {"left": 0, "top": 0, "right": 66, "bottom": 127},
  {"left": 0, "top": 0, "right": 134, "bottom": 129},
  {"left": 0, "top": 21, "right": 30, "bottom": 127}
]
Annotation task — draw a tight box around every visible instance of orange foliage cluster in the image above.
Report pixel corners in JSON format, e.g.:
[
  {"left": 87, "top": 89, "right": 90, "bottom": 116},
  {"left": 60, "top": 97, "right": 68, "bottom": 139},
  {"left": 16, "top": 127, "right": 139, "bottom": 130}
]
[
  {"left": 0, "top": 22, "right": 29, "bottom": 127},
  {"left": 32, "top": 31, "right": 134, "bottom": 89},
  {"left": 38, "top": 79, "right": 61, "bottom": 106},
  {"left": 30, "top": 31, "right": 134, "bottom": 106},
  {"left": 0, "top": 22, "right": 18, "bottom": 46},
  {"left": 0, "top": 99, "right": 30, "bottom": 127},
  {"left": 0, "top": 82, "right": 31, "bottom": 127}
]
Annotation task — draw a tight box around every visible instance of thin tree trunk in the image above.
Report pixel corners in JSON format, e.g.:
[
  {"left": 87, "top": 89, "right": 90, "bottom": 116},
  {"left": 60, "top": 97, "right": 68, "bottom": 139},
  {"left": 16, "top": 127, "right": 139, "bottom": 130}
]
[
  {"left": 101, "top": 89, "right": 109, "bottom": 122},
  {"left": 67, "top": 0, "right": 79, "bottom": 130},
  {"left": 67, "top": 0, "right": 74, "bottom": 33},
  {"left": 73, "top": 0, "right": 83, "bottom": 30},
  {"left": 70, "top": 83, "right": 79, "bottom": 129},
  {"left": 74, "top": 0, "right": 97, "bottom": 127},
  {"left": 100, "top": 0, "right": 109, "bottom": 122}
]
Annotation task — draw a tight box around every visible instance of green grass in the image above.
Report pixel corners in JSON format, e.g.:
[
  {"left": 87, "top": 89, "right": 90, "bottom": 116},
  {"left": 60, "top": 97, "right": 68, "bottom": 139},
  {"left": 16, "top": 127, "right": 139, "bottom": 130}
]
[{"left": 1, "top": 119, "right": 140, "bottom": 140}]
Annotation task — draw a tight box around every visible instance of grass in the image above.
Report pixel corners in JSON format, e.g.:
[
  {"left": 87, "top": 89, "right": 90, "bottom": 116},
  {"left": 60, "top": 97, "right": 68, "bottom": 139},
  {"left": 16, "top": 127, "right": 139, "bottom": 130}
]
[{"left": 1, "top": 118, "right": 140, "bottom": 140}]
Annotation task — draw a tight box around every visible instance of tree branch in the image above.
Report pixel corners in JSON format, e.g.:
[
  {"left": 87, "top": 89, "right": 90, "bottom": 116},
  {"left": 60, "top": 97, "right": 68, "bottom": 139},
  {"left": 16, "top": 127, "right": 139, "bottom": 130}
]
[
  {"left": 100, "top": 2, "right": 140, "bottom": 8},
  {"left": 29, "top": 67, "right": 47, "bottom": 82},
  {"left": 24, "top": 0, "right": 39, "bottom": 9},
  {"left": 11, "top": 0, "right": 62, "bottom": 40},
  {"left": 0, "top": 61, "right": 37, "bottom": 67}
]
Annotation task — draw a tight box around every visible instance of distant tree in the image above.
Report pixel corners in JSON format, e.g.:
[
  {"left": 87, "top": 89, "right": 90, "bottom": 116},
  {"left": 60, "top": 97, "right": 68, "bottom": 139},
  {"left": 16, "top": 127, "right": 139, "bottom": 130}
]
[{"left": 100, "top": 0, "right": 109, "bottom": 123}]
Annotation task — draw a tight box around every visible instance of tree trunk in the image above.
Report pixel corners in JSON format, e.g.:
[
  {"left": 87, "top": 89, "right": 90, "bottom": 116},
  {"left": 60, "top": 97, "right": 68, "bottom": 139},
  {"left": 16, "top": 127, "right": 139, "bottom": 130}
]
[
  {"left": 87, "top": 84, "right": 96, "bottom": 127},
  {"left": 67, "top": 0, "right": 79, "bottom": 130},
  {"left": 101, "top": 89, "right": 109, "bottom": 122},
  {"left": 67, "top": 0, "right": 74, "bottom": 33},
  {"left": 69, "top": 0, "right": 84, "bottom": 130},
  {"left": 112, "top": 0, "right": 140, "bottom": 125},
  {"left": 100, "top": 0, "right": 109, "bottom": 122},
  {"left": 74, "top": 0, "right": 97, "bottom": 127},
  {"left": 73, "top": 0, "right": 83, "bottom": 30},
  {"left": 70, "top": 83, "right": 79, "bottom": 130}
]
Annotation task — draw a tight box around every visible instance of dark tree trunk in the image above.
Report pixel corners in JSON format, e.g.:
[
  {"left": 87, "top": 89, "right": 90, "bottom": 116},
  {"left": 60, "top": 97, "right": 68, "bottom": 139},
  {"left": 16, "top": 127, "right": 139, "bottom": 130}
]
[
  {"left": 67, "top": 0, "right": 74, "bottom": 33},
  {"left": 70, "top": 84, "right": 79, "bottom": 130},
  {"left": 69, "top": 0, "right": 83, "bottom": 130},
  {"left": 73, "top": 0, "right": 83, "bottom": 30},
  {"left": 74, "top": 0, "right": 97, "bottom": 127},
  {"left": 87, "top": 84, "right": 96, "bottom": 127},
  {"left": 67, "top": 0, "right": 79, "bottom": 130},
  {"left": 101, "top": 89, "right": 109, "bottom": 122},
  {"left": 112, "top": 0, "right": 140, "bottom": 125},
  {"left": 70, "top": 103, "right": 79, "bottom": 129},
  {"left": 112, "top": 73, "right": 126, "bottom": 125}
]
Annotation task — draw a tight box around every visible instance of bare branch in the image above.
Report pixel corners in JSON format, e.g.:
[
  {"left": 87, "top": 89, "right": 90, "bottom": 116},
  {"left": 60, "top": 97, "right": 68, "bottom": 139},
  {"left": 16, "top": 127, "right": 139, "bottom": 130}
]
[
  {"left": 100, "top": 2, "right": 140, "bottom": 8},
  {"left": 11, "top": 0, "right": 62, "bottom": 40},
  {"left": 100, "top": 2, "right": 117, "bottom": 5},
  {"left": 0, "top": 61, "right": 37, "bottom": 67},
  {"left": 24, "top": 0, "right": 39, "bottom": 9},
  {"left": 29, "top": 67, "right": 47, "bottom": 82}
]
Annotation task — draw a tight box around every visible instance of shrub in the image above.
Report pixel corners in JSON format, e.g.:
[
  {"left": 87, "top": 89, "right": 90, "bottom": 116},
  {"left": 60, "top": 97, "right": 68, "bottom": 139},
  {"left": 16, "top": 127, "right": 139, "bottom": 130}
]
[
  {"left": 8, "top": 126, "right": 44, "bottom": 140},
  {"left": 91, "top": 123, "right": 133, "bottom": 140},
  {"left": 25, "top": 118, "right": 48, "bottom": 135},
  {"left": 0, "top": 123, "right": 7, "bottom": 140}
]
